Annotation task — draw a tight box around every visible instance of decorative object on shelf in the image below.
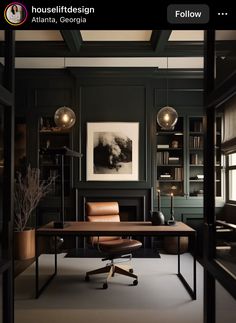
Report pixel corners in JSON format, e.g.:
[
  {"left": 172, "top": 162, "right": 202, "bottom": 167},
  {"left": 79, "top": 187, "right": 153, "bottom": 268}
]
[
  {"left": 54, "top": 107, "right": 76, "bottom": 129},
  {"left": 157, "top": 57, "right": 178, "bottom": 130},
  {"left": 41, "top": 147, "right": 83, "bottom": 228},
  {"left": 171, "top": 140, "right": 179, "bottom": 148},
  {"left": 14, "top": 165, "right": 56, "bottom": 259},
  {"left": 87, "top": 122, "right": 139, "bottom": 181},
  {"left": 151, "top": 190, "right": 165, "bottom": 226},
  {"left": 167, "top": 192, "right": 175, "bottom": 225}
]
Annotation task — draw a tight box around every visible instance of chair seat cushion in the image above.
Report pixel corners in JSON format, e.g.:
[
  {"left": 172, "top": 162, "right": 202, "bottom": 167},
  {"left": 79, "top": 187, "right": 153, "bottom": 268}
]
[{"left": 98, "top": 238, "right": 142, "bottom": 254}]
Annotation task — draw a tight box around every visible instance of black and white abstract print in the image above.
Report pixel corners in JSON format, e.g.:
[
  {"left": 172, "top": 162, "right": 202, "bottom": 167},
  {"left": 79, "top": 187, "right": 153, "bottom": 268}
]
[{"left": 93, "top": 132, "right": 132, "bottom": 174}]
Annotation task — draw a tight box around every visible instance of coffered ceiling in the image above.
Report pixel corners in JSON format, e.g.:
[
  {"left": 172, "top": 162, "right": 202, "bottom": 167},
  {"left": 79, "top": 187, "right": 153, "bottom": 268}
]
[{"left": 0, "top": 30, "right": 205, "bottom": 68}]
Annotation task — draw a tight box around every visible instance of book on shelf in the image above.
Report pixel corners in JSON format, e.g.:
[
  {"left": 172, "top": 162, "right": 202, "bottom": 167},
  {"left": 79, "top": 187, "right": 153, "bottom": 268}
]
[
  {"left": 157, "top": 151, "right": 169, "bottom": 165},
  {"left": 168, "top": 157, "right": 180, "bottom": 165},
  {"left": 189, "top": 136, "right": 203, "bottom": 149},
  {"left": 196, "top": 174, "right": 204, "bottom": 179},
  {"left": 157, "top": 144, "right": 169, "bottom": 148},
  {"left": 193, "top": 121, "right": 203, "bottom": 132},
  {"left": 159, "top": 173, "right": 172, "bottom": 179},
  {"left": 174, "top": 168, "right": 183, "bottom": 180},
  {"left": 190, "top": 153, "right": 198, "bottom": 164},
  {"left": 190, "top": 175, "right": 204, "bottom": 180}
]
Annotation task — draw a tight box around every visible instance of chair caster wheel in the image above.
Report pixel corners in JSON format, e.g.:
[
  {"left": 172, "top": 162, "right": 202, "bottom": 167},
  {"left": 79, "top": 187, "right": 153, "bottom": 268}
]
[
  {"left": 103, "top": 283, "right": 108, "bottom": 289},
  {"left": 85, "top": 275, "right": 90, "bottom": 282},
  {"left": 129, "top": 269, "right": 134, "bottom": 273},
  {"left": 133, "top": 279, "right": 138, "bottom": 286}
]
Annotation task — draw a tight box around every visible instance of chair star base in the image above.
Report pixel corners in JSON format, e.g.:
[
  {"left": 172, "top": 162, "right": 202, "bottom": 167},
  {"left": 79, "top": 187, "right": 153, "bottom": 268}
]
[{"left": 85, "top": 260, "right": 138, "bottom": 289}]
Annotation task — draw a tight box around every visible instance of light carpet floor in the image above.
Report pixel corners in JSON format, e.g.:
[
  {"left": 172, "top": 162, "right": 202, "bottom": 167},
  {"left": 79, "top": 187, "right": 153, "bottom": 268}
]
[{"left": 15, "top": 253, "right": 203, "bottom": 323}]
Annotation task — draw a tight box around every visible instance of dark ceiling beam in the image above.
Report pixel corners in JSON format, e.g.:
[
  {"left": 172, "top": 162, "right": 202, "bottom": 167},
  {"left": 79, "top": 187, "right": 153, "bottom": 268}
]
[
  {"left": 60, "top": 30, "right": 83, "bottom": 53},
  {"left": 150, "top": 30, "right": 172, "bottom": 53},
  {"left": 0, "top": 41, "right": 204, "bottom": 57}
]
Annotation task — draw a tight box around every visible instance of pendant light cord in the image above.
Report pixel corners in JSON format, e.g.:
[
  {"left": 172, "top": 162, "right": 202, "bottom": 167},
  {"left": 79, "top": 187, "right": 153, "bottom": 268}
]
[{"left": 167, "top": 57, "right": 169, "bottom": 106}]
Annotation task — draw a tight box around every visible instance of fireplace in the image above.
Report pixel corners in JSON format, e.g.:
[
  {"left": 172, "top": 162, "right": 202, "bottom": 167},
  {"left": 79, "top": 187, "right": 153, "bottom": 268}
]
[
  {"left": 76, "top": 188, "right": 152, "bottom": 248},
  {"left": 119, "top": 205, "right": 137, "bottom": 221},
  {"left": 76, "top": 188, "right": 151, "bottom": 222}
]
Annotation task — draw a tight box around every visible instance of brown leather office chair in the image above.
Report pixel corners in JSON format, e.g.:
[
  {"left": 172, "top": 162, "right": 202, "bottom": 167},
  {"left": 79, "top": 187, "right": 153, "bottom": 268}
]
[{"left": 85, "top": 202, "right": 142, "bottom": 289}]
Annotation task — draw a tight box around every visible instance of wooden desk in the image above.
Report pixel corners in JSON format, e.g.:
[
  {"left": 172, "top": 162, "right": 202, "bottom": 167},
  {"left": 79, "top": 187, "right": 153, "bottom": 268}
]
[{"left": 36, "top": 221, "right": 196, "bottom": 300}]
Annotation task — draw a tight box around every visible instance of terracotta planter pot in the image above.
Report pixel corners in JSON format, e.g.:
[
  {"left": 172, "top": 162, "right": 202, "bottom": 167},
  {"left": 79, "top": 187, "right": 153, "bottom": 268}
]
[{"left": 14, "top": 228, "right": 35, "bottom": 260}]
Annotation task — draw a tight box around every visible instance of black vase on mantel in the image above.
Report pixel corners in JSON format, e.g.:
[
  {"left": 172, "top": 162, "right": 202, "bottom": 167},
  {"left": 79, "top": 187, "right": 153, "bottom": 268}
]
[{"left": 150, "top": 211, "right": 165, "bottom": 226}]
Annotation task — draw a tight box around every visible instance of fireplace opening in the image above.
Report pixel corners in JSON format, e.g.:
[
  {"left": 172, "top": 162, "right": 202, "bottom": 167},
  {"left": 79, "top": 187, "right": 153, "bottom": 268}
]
[{"left": 119, "top": 206, "right": 137, "bottom": 222}]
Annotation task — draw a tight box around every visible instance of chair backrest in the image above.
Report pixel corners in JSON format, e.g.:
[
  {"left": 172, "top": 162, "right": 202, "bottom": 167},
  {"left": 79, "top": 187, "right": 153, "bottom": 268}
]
[{"left": 86, "top": 202, "right": 120, "bottom": 244}]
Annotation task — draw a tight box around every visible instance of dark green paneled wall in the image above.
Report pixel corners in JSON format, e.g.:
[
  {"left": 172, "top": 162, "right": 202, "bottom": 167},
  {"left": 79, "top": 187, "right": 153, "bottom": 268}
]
[{"left": 15, "top": 67, "right": 204, "bottom": 217}]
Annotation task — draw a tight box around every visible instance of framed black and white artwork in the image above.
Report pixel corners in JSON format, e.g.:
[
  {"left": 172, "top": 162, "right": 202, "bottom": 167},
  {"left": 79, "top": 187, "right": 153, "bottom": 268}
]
[{"left": 86, "top": 122, "right": 139, "bottom": 181}]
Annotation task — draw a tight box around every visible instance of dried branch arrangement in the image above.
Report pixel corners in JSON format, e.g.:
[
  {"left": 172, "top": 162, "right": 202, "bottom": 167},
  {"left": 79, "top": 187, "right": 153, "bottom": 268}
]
[{"left": 14, "top": 165, "right": 56, "bottom": 232}]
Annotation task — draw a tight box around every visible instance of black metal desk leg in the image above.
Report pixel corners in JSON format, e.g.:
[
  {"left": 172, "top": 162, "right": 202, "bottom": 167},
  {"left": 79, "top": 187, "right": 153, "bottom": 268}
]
[
  {"left": 178, "top": 236, "right": 180, "bottom": 274},
  {"left": 177, "top": 233, "right": 197, "bottom": 300},
  {"left": 35, "top": 232, "right": 39, "bottom": 298},
  {"left": 193, "top": 232, "right": 197, "bottom": 299},
  {"left": 35, "top": 234, "right": 57, "bottom": 298},
  {"left": 55, "top": 235, "right": 58, "bottom": 275}
]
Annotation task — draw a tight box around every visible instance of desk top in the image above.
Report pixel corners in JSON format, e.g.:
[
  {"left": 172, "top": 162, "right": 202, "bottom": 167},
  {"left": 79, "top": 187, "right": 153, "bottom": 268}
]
[{"left": 37, "top": 221, "right": 195, "bottom": 236}]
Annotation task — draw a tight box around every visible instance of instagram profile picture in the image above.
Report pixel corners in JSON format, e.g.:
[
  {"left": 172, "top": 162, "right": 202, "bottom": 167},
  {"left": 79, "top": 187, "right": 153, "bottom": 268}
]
[{"left": 4, "top": 2, "right": 28, "bottom": 26}]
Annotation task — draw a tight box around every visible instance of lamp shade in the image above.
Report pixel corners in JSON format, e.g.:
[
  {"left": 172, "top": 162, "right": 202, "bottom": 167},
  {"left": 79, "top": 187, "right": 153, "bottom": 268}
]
[
  {"left": 157, "top": 106, "right": 178, "bottom": 130},
  {"left": 54, "top": 107, "right": 76, "bottom": 129}
]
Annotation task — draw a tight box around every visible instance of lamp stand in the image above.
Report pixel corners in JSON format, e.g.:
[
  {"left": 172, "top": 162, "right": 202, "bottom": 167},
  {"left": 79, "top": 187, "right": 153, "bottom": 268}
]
[
  {"left": 40, "top": 147, "right": 82, "bottom": 229},
  {"left": 53, "top": 154, "right": 68, "bottom": 228}
]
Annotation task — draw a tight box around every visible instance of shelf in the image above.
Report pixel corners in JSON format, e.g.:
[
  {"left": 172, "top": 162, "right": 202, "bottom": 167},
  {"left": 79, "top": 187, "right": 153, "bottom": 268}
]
[
  {"left": 156, "top": 132, "right": 183, "bottom": 135},
  {"left": 189, "top": 180, "right": 204, "bottom": 182},
  {"left": 158, "top": 180, "right": 183, "bottom": 182},
  {"left": 189, "top": 148, "right": 203, "bottom": 150},
  {"left": 157, "top": 164, "right": 183, "bottom": 167},
  {"left": 189, "top": 132, "right": 204, "bottom": 135},
  {"left": 39, "top": 164, "right": 70, "bottom": 167},
  {"left": 190, "top": 164, "right": 204, "bottom": 166},
  {"left": 40, "top": 130, "right": 69, "bottom": 135},
  {"left": 157, "top": 148, "right": 182, "bottom": 151}
]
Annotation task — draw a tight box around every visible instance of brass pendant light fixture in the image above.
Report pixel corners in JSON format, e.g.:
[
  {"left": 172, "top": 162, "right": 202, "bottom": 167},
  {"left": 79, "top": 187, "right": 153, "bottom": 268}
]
[
  {"left": 54, "top": 106, "right": 76, "bottom": 129},
  {"left": 157, "top": 57, "right": 178, "bottom": 130},
  {"left": 54, "top": 57, "right": 76, "bottom": 129}
]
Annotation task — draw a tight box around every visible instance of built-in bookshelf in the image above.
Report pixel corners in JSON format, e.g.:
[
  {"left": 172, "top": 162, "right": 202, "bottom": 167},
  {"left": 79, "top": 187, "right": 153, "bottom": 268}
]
[
  {"left": 155, "top": 114, "right": 223, "bottom": 201},
  {"left": 39, "top": 116, "right": 71, "bottom": 197},
  {"left": 189, "top": 117, "right": 204, "bottom": 197},
  {"left": 156, "top": 117, "right": 184, "bottom": 196}
]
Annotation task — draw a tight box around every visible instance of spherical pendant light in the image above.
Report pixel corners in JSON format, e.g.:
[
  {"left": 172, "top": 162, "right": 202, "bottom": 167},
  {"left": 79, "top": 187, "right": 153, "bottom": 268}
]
[
  {"left": 157, "top": 106, "right": 178, "bottom": 130},
  {"left": 54, "top": 107, "right": 76, "bottom": 129}
]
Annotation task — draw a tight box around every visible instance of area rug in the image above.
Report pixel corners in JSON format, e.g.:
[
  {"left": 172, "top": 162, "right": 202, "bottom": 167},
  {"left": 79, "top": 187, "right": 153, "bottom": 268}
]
[
  {"left": 15, "top": 253, "right": 203, "bottom": 323},
  {"left": 65, "top": 247, "right": 161, "bottom": 258}
]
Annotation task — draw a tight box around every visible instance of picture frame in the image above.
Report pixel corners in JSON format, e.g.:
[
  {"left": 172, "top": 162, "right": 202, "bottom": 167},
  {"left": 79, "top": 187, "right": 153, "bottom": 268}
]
[{"left": 86, "top": 122, "right": 139, "bottom": 181}]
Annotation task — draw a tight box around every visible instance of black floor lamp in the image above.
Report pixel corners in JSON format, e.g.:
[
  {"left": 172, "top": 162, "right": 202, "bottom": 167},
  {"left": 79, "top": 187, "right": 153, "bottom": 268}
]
[{"left": 42, "top": 147, "right": 82, "bottom": 228}]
